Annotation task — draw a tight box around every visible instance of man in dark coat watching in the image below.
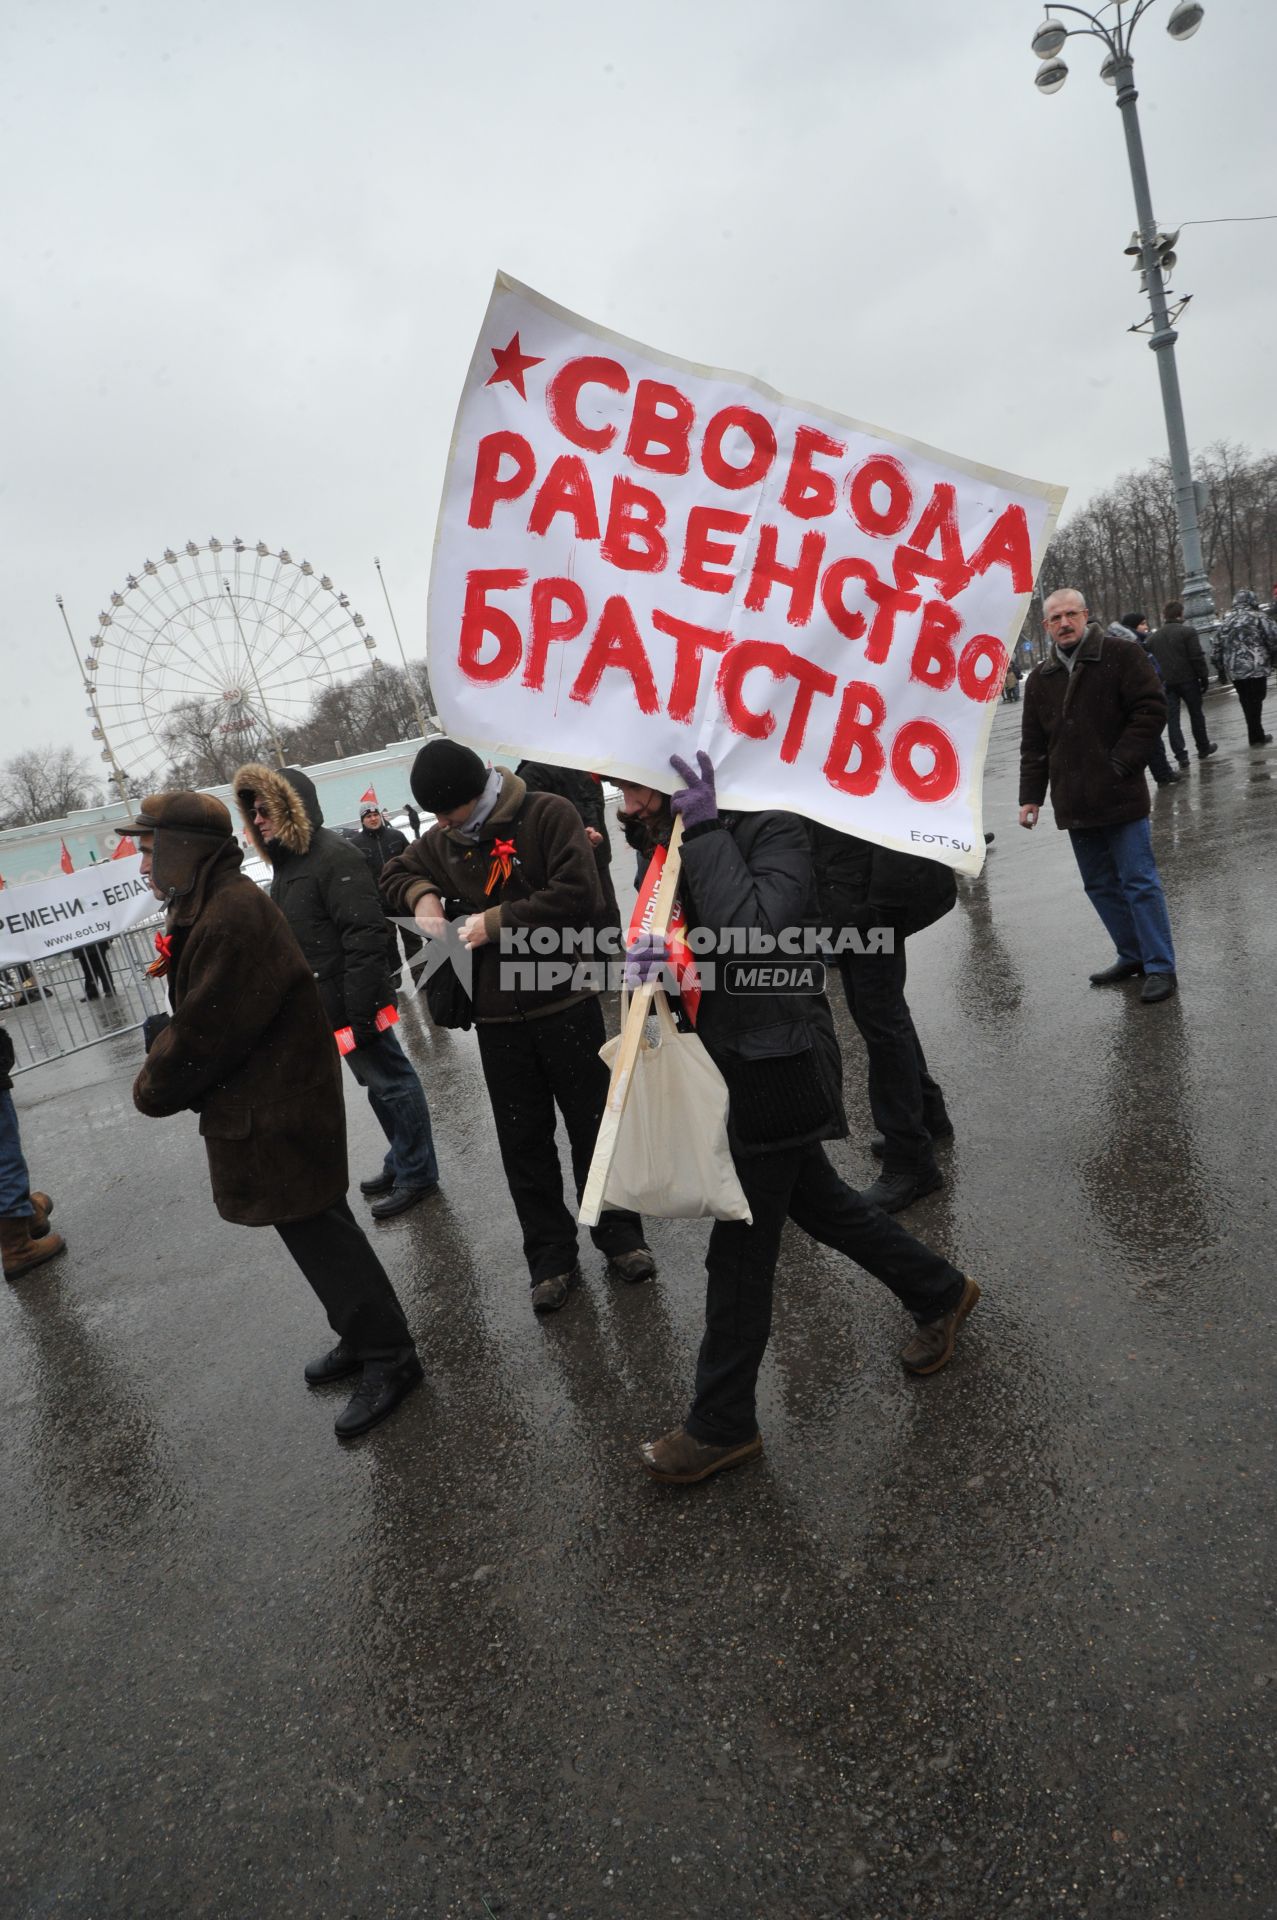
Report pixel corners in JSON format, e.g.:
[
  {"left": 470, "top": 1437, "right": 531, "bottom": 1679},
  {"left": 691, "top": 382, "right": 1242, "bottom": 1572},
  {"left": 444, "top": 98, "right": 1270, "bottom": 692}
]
[
  {"left": 619, "top": 754, "right": 977, "bottom": 1487},
  {"left": 1019, "top": 587, "right": 1178, "bottom": 1004},
  {"left": 126, "top": 791, "right": 422, "bottom": 1439},
  {"left": 1146, "top": 600, "right": 1215, "bottom": 767},
  {"left": 380, "top": 738, "right": 654, "bottom": 1316},
  {"left": 810, "top": 828, "right": 956, "bottom": 1213},
  {"left": 234, "top": 764, "right": 439, "bottom": 1220},
  {"left": 350, "top": 800, "right": 422, "bottom": 984}
]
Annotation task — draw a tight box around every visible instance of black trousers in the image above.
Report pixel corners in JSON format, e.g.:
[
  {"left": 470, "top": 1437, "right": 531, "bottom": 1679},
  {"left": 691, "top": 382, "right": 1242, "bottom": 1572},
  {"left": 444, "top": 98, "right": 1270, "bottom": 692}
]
[
  {"left": 476, "top": 996, "right": 645, "bottom": 1283},
  {"left": 275, "top": 1196, "right": 415, "bottom": 1361},
  {"left": 688, "top": 1143, "right": 965, "bottom": 1445},
  {"left": 1234, "top": 676, "right": 1269, "bottom": 743},
  {"left": 77, "top": 942, "right": 114, "bottom": 997},
  {"left": 838, "top": 948, "right": 948, "bottom": 1176},
  {"left": 1165, "top": 681, "right": 1212, "bottom": 759},
  {"left": 1146, "top": 729, "right": 1177, "bottom": 783}
]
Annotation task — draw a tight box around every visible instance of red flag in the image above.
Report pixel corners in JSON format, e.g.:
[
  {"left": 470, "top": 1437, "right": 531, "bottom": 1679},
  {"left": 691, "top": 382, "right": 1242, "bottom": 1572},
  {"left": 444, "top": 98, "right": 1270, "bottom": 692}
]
[
  {"left": 112, "top": 835, "right": 138, "bottom": 859},
  {"left": 60, "top": 839, "right": 74, "bottom": 875},
  {"left": 359, "top": 786, "right": 379, "bottom": 807}
]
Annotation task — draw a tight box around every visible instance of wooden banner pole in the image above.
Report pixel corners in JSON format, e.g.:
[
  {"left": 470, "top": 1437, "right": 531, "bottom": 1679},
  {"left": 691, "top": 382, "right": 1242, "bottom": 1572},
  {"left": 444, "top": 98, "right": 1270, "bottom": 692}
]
[{"left": 578, "top": 815, "right": 684, "bottom": 1227}]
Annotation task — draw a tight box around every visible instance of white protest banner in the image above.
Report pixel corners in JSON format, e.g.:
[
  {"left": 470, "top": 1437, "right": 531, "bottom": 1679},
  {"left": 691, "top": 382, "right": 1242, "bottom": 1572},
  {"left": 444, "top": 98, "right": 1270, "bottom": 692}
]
[
  {"left": 0, "top": 856, "right": 155, "bottom": 967},
  {"left": 429, "top": 274, "right": 1066, "bottom": 874}
]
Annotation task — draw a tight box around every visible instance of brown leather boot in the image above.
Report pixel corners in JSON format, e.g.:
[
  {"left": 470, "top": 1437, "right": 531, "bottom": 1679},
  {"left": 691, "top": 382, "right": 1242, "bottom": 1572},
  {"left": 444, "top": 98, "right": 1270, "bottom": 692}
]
[
  {"left": 1, "top": 1214, "right": 66, "bottom": 1281},
  {"left": 29, "top": 1191, "right": 53, "bottom": 1239}
]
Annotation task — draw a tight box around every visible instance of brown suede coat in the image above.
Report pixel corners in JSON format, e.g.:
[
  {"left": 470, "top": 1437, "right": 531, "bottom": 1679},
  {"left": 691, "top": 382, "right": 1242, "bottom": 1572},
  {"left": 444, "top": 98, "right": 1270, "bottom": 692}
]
[
  {"left": 1019, "top": 625, "right": 1167, "bottom": 830},
  {"left": 133, "top": 840, "right": 347, "bottom": 1227}
]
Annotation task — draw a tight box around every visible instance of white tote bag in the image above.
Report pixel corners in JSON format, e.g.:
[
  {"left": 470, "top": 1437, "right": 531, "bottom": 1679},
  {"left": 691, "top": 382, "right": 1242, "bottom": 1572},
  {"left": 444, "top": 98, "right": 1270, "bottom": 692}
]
[{"left": 597, "top": 989, "right": 752, "bottom": 1223}]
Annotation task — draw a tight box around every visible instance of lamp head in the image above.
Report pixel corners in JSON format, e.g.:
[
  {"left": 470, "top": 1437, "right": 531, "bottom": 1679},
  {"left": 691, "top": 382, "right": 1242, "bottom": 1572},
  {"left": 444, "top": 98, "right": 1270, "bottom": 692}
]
[
  {"left": 1034, "top": 55, "right": 1069, "bottom": 93},
  {"left": 1167, "top": 1, "right": 1204, "bottom": 40},
  {"left": 1031, "top": 16, "right": 1068, "bottom": 58}
]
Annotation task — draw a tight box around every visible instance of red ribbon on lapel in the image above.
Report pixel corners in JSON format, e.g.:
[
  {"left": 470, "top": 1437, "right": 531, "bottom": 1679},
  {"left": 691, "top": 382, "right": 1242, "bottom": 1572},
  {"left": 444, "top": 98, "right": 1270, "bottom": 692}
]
[
  {"left": 484, "top": 837, "right": 517, "bottom": 896},
  {"left": 146, "top": 931, "right": 174, "bottom": 979}
]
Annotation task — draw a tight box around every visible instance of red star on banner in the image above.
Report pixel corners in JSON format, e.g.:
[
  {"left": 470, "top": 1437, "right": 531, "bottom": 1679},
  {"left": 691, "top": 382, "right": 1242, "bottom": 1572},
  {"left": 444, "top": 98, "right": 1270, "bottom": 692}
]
[{"left": 485, "top": 332, "right": 544, "bottom": 401}]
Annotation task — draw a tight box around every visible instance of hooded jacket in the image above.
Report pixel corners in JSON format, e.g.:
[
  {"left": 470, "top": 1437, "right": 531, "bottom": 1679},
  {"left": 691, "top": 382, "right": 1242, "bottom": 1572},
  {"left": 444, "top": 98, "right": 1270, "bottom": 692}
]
[
  {"left": 233, "top": 764, "right": 394, "bottom": 1038},
  {"left": 1018, "top": 623, "right": 1166, "bottom": 829},
  {"left": 132, "top": 837, "right": 347, "bottom": 1226},
  {"left": 1211, "top": 590, "right": 1277, "bottom": 683}
]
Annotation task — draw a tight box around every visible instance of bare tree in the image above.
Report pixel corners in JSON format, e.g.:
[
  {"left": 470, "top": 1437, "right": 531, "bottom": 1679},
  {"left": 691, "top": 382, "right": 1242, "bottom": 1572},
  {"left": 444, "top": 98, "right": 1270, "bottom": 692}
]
[
  {"left": 1026, "top": 443, "right": 1277, "bottom": 657},
  {"left": 0, "top": 746, "right": 103, "bottom": 826}
]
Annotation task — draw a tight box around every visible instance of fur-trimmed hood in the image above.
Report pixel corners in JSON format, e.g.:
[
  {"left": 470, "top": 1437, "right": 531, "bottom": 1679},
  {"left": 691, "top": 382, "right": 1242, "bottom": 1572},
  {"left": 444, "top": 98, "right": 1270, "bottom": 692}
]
[{"left": 233, "top": 764, "right": 322, "bottom": 862}]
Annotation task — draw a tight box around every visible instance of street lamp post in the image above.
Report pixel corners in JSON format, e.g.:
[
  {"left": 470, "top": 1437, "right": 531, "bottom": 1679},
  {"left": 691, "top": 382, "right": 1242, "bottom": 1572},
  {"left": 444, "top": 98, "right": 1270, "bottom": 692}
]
[
  {"left": 1031, "top": 1, "right": 1216, "bottom": 636},
  {"left": 55, "top": 594, "right": 132, "bottom": 809}
]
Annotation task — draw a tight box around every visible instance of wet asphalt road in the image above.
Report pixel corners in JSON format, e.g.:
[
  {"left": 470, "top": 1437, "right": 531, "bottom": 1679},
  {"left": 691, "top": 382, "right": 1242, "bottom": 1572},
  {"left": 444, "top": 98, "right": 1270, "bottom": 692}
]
[{"left": 2, "top": 689, "right": 1275, "bottom": 1920}]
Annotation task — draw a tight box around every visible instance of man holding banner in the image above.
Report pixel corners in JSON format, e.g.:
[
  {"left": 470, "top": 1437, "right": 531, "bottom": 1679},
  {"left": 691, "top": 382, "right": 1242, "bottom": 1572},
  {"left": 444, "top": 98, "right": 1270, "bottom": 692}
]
[
  {"left": 619, "top": 753, "right": 978, "bottom": 1486},
  {"left": 418, "top": 274, "right": 1058, "bottom": 1470},
  {"left": 380, "top": 738, "right": 655, "bottom": 1314}
]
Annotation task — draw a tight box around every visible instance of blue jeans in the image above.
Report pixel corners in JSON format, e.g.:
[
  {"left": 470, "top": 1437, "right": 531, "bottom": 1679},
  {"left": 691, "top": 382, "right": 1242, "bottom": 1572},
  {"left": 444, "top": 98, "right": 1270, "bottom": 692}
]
[
  {"left": 0, "top": 1091, "right": 34, "bottom": 1217},
  {"left": 344, "top": 1028, "right": 439, "bottom": 1191},
  {"left": 1068, "top": 818, "right": 1176, "bottom": 975}
]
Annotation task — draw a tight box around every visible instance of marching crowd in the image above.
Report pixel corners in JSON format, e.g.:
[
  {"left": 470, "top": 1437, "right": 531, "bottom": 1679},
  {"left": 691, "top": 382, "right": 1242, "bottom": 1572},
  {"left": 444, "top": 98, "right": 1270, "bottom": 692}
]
[{"left": 1, "top": 581, "right": 1274, "bottom": 1484}]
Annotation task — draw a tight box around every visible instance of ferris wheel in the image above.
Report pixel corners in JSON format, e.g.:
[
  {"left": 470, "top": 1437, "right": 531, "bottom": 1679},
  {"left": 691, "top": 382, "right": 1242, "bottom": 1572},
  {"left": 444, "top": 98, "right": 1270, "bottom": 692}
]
[{"left": 79, "top": 539, "right": 379, "bottom": 784}]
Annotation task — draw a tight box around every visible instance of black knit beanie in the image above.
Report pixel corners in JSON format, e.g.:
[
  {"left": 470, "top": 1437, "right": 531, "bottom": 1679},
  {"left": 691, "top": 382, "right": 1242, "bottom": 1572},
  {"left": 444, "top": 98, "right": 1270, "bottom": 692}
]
[{"left": 411, "top": 739, "right": 488, "bottom": 812}]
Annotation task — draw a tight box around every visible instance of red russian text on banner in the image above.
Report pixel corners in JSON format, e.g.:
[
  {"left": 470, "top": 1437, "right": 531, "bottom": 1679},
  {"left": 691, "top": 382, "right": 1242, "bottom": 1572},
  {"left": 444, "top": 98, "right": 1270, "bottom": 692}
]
[
  {"left": 427, "top": 273, "right": 1066, "bottom": 877},
  {"left": 627, "top": 845, "right": 701, "bottom": 1024}
]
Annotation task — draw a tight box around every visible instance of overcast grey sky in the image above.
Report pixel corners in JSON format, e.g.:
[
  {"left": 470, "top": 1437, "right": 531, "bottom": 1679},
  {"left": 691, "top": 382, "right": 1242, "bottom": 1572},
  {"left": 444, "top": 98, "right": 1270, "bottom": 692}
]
[{"left": 4, "top": 0, "right": 1274, "bottom": 784}]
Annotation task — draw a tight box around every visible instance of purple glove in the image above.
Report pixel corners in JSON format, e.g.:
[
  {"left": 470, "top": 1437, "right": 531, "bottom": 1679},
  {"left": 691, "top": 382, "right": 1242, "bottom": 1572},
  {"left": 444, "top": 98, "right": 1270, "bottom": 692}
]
[
  {"left": 624, "top": 931, "right": 669, "bottom": 991},
  {"left": 669, "top": 751, "right": 718, "bottom": 827}
]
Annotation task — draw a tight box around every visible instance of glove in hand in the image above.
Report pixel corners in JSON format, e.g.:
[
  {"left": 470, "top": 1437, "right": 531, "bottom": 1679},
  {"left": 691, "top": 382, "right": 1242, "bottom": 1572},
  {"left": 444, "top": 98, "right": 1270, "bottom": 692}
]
[
  {"left": 624, "top": 932, "right": 669, "bottom": 991},
  {"left": 669, "top": 751, "right": 718, "bottom": 827}
]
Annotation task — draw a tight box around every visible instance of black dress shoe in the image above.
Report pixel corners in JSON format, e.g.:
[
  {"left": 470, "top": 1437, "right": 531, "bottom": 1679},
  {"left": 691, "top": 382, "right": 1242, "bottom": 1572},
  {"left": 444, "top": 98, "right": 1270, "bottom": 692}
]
[
  {"left": 862, "top": 1166, "right": 944, "bottom": 1213},
  {"left": 369, "top": 1182, "right": 438, "bottom": 1220},
  {"left": 1089, "top": 960, "right": 1144, "bottom": 986},
  {"left": 1199, "top": 744, "right": 1218, "bottom": 758},
  {"left": 304, "top": 1339, "right": 362, "bottom": 1386},
  {"left": 1140, "top": 972, "right": 1177, "bottom": 1005},
  {"left": 359, "top": 1169, "right": 396, "bottom": 1196},
  {"left": 334, "top": 1352, "right": 424, "bottom": 1438}
]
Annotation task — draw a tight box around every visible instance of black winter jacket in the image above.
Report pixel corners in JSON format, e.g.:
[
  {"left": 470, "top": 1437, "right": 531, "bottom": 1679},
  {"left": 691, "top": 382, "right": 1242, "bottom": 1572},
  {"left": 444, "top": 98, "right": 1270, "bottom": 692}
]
[
  {"left": 516, "top": 763, "right": 613, "bottom": 865},
  {"left": 808, "top": 826, "right": 956, "bottom": 942},
  {"left": 350, "top": 822, "right": 409, "bottom": 880},
  {"left": 1147, "top": 620, "right": 1209, "bottom": 691},
  {"left": 677, "top": 813, "right": 847, "bottom": 1157},
  {"left": 232, "top": 763, "right": 394, "bottom": 1038}
]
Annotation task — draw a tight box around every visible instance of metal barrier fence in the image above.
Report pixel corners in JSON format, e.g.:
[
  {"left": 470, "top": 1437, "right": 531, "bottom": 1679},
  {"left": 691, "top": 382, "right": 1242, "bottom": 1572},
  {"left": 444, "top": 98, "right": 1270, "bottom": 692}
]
[{"left": 2, "top": 920, "right": 169, "bottom": 1075}]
